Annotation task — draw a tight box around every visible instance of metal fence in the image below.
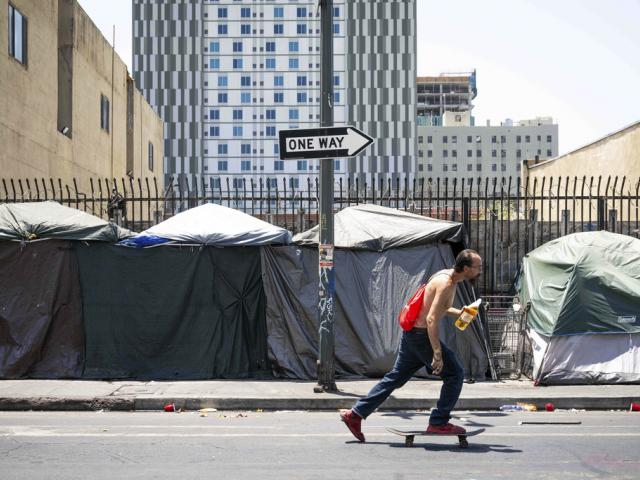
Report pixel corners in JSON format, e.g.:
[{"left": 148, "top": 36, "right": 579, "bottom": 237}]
[{"left": 2, "top": 174, "right": 639, "bottom": 296}]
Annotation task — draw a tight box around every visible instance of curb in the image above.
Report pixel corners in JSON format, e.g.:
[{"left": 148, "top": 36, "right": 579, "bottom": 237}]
[{"left": 1, "top": 396, "right": 635, "bottom": 412}]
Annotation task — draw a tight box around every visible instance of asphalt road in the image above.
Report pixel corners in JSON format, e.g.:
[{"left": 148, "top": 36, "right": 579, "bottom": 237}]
[{"left": 1, "top": 410, "right": 639, "bottom": 479}]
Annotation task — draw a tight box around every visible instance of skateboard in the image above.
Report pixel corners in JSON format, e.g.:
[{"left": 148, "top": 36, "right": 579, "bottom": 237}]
[{"left": 386, "top": 427, "right": 485, "bottom": 448}]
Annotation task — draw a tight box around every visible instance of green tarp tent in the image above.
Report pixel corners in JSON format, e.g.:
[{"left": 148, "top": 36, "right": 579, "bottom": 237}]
[{"left": 519, "top": 231, "right": 640, "bottom": 384}]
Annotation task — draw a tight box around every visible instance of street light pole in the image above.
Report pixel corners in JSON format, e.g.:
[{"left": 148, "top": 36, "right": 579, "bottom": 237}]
[{"left": 315, "top": 0, "right": 337, "bottom": 392}]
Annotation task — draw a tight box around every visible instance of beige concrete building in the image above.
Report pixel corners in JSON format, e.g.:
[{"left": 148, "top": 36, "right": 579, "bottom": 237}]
[
  {"left": 0, "top": 0, "right": 163, "bottom": 198},
  {"left": 523, "top": 120, "right": 640, "bottom": 222}
]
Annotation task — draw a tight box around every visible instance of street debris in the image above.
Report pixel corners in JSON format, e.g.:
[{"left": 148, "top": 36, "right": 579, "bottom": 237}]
[{"left": 519, "top": 421, "right": 582, "bottom": 425}]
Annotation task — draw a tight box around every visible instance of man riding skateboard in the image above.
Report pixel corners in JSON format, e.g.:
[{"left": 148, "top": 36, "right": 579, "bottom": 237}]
[{"left": 340, "top": 249, "right": 483, "bottom": 442}]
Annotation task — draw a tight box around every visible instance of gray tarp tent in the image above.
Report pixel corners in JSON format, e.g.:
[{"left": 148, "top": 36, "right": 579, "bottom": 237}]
[
  {"left": 81, "top": 203, "right": 291, "bottom": 379},
  {"left": 262, "top": 204, "right": 493, "bottom": 380},
  {"left": 0, "top": 202, "right": 131, "bottom": 379},
  {"left": 519, "top": 231, "right": 640, "bottom": 384}
]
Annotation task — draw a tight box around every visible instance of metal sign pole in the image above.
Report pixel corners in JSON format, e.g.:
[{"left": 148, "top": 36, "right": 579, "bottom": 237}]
[{"left": 315, "top": 0, "right": 336, "bottom": 392}]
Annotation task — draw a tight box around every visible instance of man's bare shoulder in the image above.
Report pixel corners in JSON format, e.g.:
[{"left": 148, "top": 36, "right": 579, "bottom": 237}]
[{"left": 428, "top": 270, "right": 455, "bottom": 291}]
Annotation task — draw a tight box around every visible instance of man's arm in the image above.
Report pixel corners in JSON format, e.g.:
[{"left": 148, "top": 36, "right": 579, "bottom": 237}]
[
  {"left": 425, "top": 279, "right": 455, "bottom": 375},
  {"left": 445, "top": 307, "right": 462, "bottom": 317}
]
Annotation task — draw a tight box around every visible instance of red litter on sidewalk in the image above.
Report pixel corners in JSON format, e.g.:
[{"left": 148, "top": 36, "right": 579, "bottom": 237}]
[
  {"left": 630, "top": 402, "right": 640, "bottom": 412},
  {"left": 545, "top": 402, "right": 555, "bottom": 412},
  {"left": 163, "top": 403, "right": 176, "bottom": 412}
]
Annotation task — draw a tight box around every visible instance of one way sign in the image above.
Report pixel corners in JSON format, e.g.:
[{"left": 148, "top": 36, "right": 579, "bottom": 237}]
[{"left": 278, "top": 126, "right": 374, "bottom": 161}]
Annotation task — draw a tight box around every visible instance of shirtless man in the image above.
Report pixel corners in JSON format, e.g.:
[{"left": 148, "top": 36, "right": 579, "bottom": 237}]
[{"left": 340, "top": 249, "right": 483, "bottom": 442}]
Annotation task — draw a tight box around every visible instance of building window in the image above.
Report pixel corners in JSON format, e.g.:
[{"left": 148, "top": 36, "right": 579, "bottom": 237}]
[
  {"left": 296, "top": 7, "right": 307, "bottom": 17},
  {"left": 427, "top": 164, "right": 433, "bottom": 172},
  {"left": 241, "top": 7, "right": 250, "bottom": 18},
  {"left": 334, "top": 160, "right": 340, "bottom": 171},
  {"left": 525, "top": 135, "right": 530, "bottom": 143},
  {"left": 547, "top": 135, "right": 552, "bottom": 142},
  {"left": 266, "top": 41, "right": 276, "bottom": 52},
  {"left": 209, "top": 109, "right": 220, "bottom": 120},
  {"left": 210, "top": 58, "right": 220, "bottom": 69},
  {"left": 516, "top": 149, "right": 522, "bottom": 158},
  {"left": 218, "top": 76, "right": 228, "bottom": 87},
  {"left": 427, "top": 150, "right": 433, "bottom": 158},
  {"left": 547, "top": 149, "right": 552, "bottom": 157},
  {"left": 233, "top": 126, "right": 243, "bottom": 137},
  {"left": 217, "top": 93, "right": 228, "bottom": 103},
  {"left": 492, "top": 150, "right": 497, "bottom": 158},
  {"left": 274, "top": 7, "right": 284, "bottom": 18},
  {"left": 452, "top": 136, "right": 457, "bottom": 144},
  {"left": 334, "top": 75, "right": 340, "bottom": 86},
  {"left": 148, "top": 142, "right": 154, "bottom": 171},
  {"left": 289, "top": 58, "right": 299, "bottom": 69},
  {"left": 266, "top": 178, "right": 278, "bottom": 189},
  {"left": 297, "top": 92, "right": 307, "bottom": 103},
  {"left": 274, "top": 144, "right": 279, "bottom": 154},
  {"left": 217, "top": 7, "right": 227, "bottom": 18},
  {"left": 233, "top": 41, "right": 243, "bottom": 52},
  {"left": 266, "top": 126, "right": 276, "bottom": 136},
  {"left": 266, "top": 109, "right": 276, "bottom": 120},
  {"left": 289, "top": 109, "right": 299, "bottom": 120},
  {"left": 467, "top": 136, "right": 472, "bottom": 143},
  {"left": 241, "top": 92, "right": 251, "bottom": 103},
  {"left": 274, "top": 24, "right": 284, "bottom": 34},
  {"left": 289, "top": 41, "right": 299, "bottom": 52},
  {"left": 333, "top": 92, "right": 340, "bottom": 103},
  {"left": 333, "top": 23, "right": 340, "bottom": 34},
  {"left": 333, "top": 6, "right": 340, "bottom": 17},
  {"left": 501, "top": 164, "right": 507, "bottom": 171},
  {"left": 241, "top": 76, "right": 251, "bottom": 86},
  {"left": 241, "top": 144, "right": 251, "bottom": 154},
  {"left": 218, "top": 24, "right": 228, "bottom": 35},
  {"left": 289, "top": 178, "right": 300, "bottom": 189},
  {"left": 100, "top": 94, "right": 110, "bottom": 132},
  {"left": 266, "top": 58, "right": 276, "bottom": 69},
  {"left": 452, "top": 150, "right": 457, "bottom": 158},
  {"left": 232, "top": 178, "right": 244, "bottom": 189},
  {"left": 476, "top": 164, "right": 482, "bottom": 171},
  {"left": 467, "top": 164, "right": 473, "bottom": 171},
  {"left": 241, "top": 160, "right": 251, "bottom": 171},
  {"left": 501, "top": 135, "right": 506, "bottom": 143},
  {"left": 297, "top": 24, "right": 307, "bottom": 34},
  {"left": 427, "top": 136, "right": 433, "bottom": 143},
  {"left": 443, "top": 150, "right": 448, "bottom": 158},
  {"left": 297, "top": 160, "right": 307, "bottom": 171},
  {"left": 210, "top": 41, "right": 220, "bottom": 52},
  {"left": 233, "top": 58, "right": 243, "bottom": 69},
  {"left": 443, "top": 165, "right": 448, "bottom": 172},
  {"left": 476, "top": 149, "right": 482, "bottom": 158},
  {"left": 516, "top": 135, "right": 521, "bottom": 143},
  {"left": 218, "top": 144, "right": 228, "bottom": 155},
  {"left": 233, "top": 109, "right": 243, "bottom": 120},
  {"left": 491, "top": 164, "right": 497, "bottom": 172},
  {"left": 274, "top": 160, "right": 284, "bottom": 171},
  {"left": 274, "top": 92, "right": 284, "bottom": 103},
  {"left": 452, "top": 164, "right": 458, "bottom": 172},
  {"left": 537, "top": 135, "right": 542, "bottom": 141},
  {"left": 274, "top": 76, "right": 284, "bottom": 87},
  {"left": 443, "top": 136, "right": 448, "bottom": 144},
  {"left": 241, "top": 24, "right": 251, "bottom": 35},
  {"left": 217, "top": 161, "right": 228, "bottom": 172},
  {"left": 210, "top": 126, "right": 220, "bottom": 136},
  {"left": 296, "top": 75, "right": 307, "bottom": 86},
  {"left": 8, "top": 4, "right": 27, "bottom": 65},
  {"left": 467, "top": 150, "right": 472, "bottom": 158},
  {"left": 418, "top": 150, "right": 424, "bottom": 158}
]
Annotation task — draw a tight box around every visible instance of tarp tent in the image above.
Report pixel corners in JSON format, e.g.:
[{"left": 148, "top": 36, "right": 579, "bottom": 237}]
[
  {"left": 0, "top": 202, "right": 131, "bottom": 379},
  {"left": 519, "top": 231, "right": 640, "bottom": 384},
  {"left": 80, "top": 203, "right": 291, "bottom": 379},
  {"left": 262, "top": 204, "right": 493, "bottom": 380}
]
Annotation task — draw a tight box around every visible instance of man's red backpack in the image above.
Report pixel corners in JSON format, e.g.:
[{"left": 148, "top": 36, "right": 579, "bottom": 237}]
[{"left": 397, "top": 284, "right": 427, "bottom": 331}]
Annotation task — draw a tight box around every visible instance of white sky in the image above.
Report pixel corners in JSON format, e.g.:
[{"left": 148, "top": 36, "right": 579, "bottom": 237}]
[{"left": 78, "top": 0, "right": 640, "bottom": 155}]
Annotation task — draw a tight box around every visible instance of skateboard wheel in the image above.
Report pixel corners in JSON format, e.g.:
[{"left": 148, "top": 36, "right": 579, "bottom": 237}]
[
  {"left": 458, "top": 435, "right": 468, "bottom": 448},
  {"left": 405, "top": 435, "right": 414, "bottom": 447}
]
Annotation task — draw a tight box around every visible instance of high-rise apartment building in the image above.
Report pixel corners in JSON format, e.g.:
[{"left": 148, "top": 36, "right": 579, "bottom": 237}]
[{"left": 133, "top": 0, "right": 416, "bottom": 191}]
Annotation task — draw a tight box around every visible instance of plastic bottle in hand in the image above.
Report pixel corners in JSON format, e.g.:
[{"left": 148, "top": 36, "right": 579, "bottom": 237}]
[{"left": 454, "top": 298, "right": 482, "bottom": 331}]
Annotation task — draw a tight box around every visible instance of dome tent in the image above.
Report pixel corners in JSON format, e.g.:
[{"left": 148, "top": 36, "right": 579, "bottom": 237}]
[
  {"left": 262, "top": 204, "right": 493, "bottom": 380},
  {"left": 0, "top": 201, "right": 131, "bottom": 379},
  {"left": 519, "top": 231, "right": 640, "bottom": 384},
  {"left": 80, "top": 203, "right": 291, "bottom": 380}
]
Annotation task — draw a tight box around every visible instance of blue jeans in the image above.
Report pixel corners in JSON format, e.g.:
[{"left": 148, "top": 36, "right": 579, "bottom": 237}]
[{"left": 352, "top": 328, "right": 464, "bottom": 426}]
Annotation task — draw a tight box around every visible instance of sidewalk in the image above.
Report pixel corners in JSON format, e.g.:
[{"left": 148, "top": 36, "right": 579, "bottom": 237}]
[{"left": 0, "top": 379, "right": 638, "bottom": 412}]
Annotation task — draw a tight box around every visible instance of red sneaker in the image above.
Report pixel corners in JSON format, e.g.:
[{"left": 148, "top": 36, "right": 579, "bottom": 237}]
[
  {"left": 340, "top": 409, "right": 365, "bottom": 442},
  {"left": 426, "top": 422, "right": 467, "bottom": 435}
]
